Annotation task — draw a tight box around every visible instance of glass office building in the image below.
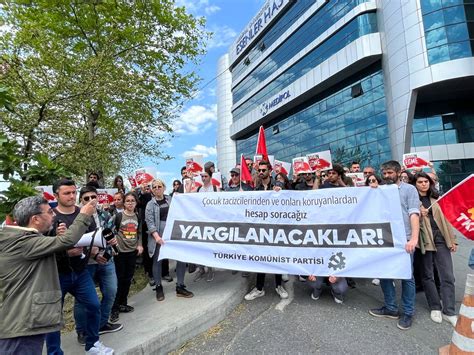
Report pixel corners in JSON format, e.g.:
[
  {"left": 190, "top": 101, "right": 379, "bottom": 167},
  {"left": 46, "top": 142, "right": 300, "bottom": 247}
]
[{"left": 216, "top": 0, "right": 474, "bottom": 189}]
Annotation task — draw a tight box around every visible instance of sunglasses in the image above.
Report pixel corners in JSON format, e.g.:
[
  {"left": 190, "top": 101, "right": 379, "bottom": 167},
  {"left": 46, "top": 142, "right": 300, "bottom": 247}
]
[
  {"left": 231, "top": 173, "right": 239, "bottom": 177},
  {"left": 83, "top": 195, "right": 97, "bottom": 202},
  {"left": 258, "top": 169, "right": 267, "bottom": 172},
  {"left": 368, "top": 179, "right": 377, "bottom": 183}
]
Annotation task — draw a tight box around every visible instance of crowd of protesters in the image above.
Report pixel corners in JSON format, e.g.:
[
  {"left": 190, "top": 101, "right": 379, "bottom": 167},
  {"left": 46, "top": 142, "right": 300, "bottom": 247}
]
[{"left": 0, "top": 157, "right": 466, "bottom": 354}]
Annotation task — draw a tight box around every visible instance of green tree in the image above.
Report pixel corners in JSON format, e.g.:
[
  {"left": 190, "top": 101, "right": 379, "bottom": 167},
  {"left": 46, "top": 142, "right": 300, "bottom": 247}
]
[
  {"left": 0, "top": 0, "right": 208, "bottom": 176},
  {"left": 0, "top": 133, "right": 71, "bottom": 220}
]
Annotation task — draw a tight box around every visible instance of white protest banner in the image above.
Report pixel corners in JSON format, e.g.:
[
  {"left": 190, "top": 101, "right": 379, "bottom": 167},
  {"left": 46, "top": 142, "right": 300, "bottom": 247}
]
[
  {"left": 97, "top": 189, "right": 118, "bottom": 205},
  {"left": 403, "top": 151, "right": 430, "bottom": 169},
  {"left": 307, "top": 150, "right": 332, "bottom": 171},
  {"left": 254, "top": 154, "right": 275, "bottom": 167},
  {"left": 159, "top": 186, "right": 411, "bottom": 279},
  {"left": 186, "top": 155, "right": 204, "bottom": 176},
  {"left": 346, "top": 173, "right": 365, "bottom": 187},
  {"left": 273, "top": 160, "right": 291, "bottom": 175},
  {"left": 292, "top": 157, "right": 311, "bottom": 175},
  {"left": 75, "top": 228, "right": 106, "bottom": 248}
]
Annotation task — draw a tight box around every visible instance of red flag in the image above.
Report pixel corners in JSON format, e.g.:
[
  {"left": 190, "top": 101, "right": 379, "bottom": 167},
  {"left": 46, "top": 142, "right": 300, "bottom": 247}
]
[
  {"left": 437, "top": 174, "right": 474, "bottom": 240},
  {"left": 240, "top": 154, "right": 253, "bottom": 187},
  {"left": 256, "top": 126, "right": 268, "bottom": 162}
]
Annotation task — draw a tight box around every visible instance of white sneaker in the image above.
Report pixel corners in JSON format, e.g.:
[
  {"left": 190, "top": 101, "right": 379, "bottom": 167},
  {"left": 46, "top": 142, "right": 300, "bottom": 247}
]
[
  {"left": 298, "top": 275, "right": 307, "bottom": 282},
  {"left": 85, "top": 341, "right": 114, "bottom": 354},
  {"left": 310, "top": 292, "right": 320, "bottom": 301},
  {"left": 281, "top": 274, "right": 289, "bottom": 282},
  {"left": 371, "top": 279, "right": 380, "bottom": 286},
  {"left": 442, "top": 314, "right": 458, "bottom": 327},
  {"left": 275, "top": 285, "right": 288, "bottom": 299},
  {"left": 430, "top": 310, "right": 442, "bottom": 323},
  {"left": 244, "top": 287, "right": 265, "bottom": 301},
  {"left": 333, "top": 295, "right": 343, "bottom": 304}
]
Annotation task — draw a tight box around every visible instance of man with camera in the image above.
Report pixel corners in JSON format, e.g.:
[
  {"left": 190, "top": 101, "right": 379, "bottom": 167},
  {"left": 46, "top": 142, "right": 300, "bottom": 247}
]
[{"left": 74, "top": 185, "right": 123, "bottom": 347}]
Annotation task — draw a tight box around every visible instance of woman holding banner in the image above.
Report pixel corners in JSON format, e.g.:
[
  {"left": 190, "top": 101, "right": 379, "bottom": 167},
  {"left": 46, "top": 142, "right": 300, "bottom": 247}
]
[
  {"left": 414, "top": 172, "right": 458, "bottom": 326},
  {"left": 145, "top": 178, "right": 194, "bottom": 301}
]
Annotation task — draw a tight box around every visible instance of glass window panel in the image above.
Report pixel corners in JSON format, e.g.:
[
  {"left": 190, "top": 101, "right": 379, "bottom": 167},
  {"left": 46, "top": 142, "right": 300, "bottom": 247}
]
[
  {"left": 373, "top": 98, "right": 386, "bottom": 114},
  {"left": 427, "top": 115, "right": 443, "bottom": 130},
  {"left": 421, "top": 0, "right": 442, "bottom": 14},
  {"left": 413, "top": 132, "right": 430, "bottom": 146},
  {"left": 366, "top": 128, "right": 378, "bottom": 143},
  {"left": 446, "top": 23, "right": 469, "bottom": 42},
  {"left": 374, "top": 112, "right": 387, "bottom": 127},
  {"left": 413, "top": 118, "right": 427, "bottom": 132},
  {"left": 449, "top": 41, "right": 471, "bottom": 60},
  {"left": 428, "top": 45, "right": 450, "bottom": 64},
  {"left": 429, "top": 131, "right": 445, "bottom": 145},
  {"left": 376, "top": 125, "right": 389, "bottom": 140},
  {"left": 443, "top": 6, "right": 465, "bottom": 25},
  {"left": 426, "top": 27, "right": 448, "bottom": 48},
  {"left": 444, "top": 129, "right": 458, "bottom": 144},
  {"left": 465, "top": 5, "right": 474, "bottom": 22},
  {"left": 423, "top": 10, "right": 445, "bottom": 31},
  {"left": 442, "top": 0, "right": 463, "bottom": 6}
]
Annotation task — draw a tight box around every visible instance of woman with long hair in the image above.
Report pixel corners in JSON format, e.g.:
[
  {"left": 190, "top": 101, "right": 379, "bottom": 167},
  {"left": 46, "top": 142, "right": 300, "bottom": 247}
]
[
  {"left": 145, "top": 178, "right": 194, "bottom": 301},
  {"left": 113, "top": 175, "right": 127, "bottom": 194},
  {"left": 110, "top": 192, "right": 143, "bottom": 323},
  {"left": 413, "top": 172, "right": 457, "bottom": 326}
]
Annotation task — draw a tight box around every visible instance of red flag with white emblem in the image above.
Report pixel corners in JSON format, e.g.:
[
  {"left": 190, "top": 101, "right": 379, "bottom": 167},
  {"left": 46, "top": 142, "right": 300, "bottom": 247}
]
[{"left": 437, "top": 174, "right": 474, "bottom": 240}]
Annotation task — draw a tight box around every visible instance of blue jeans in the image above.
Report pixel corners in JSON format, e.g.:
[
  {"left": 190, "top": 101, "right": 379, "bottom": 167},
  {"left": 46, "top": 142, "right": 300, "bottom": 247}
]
[
  {"left": 0, "top": 334, "right": 45, "bottom": 354},
  {"left": 380, "top": 254, "right": 415, "bottom": 316},
  {"left": 75, "top": 260, "right": 117, "bottom": 332},
  {"left": 45, "top": 269, "right": 100, "bottom": 353}
]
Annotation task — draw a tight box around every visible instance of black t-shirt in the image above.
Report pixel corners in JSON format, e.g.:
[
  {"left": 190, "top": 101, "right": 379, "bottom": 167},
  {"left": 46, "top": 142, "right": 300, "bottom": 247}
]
[
  {"left": 157, "top": 198, "right": 169, "bottom": 221},
  {"left": 52, "top": 206, "right": 94, "bottom": 274},
  {"left": 294, "top": 181, "right": 314, "bottom": 190},
  {"left": 320, "top": 181, "right": 341, "bottom": 189}
]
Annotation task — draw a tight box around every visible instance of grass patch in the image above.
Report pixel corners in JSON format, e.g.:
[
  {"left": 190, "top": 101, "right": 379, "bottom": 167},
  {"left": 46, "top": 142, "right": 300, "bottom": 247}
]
[{"left": 62, "top": 266, "right": 149, "bottom": 333}]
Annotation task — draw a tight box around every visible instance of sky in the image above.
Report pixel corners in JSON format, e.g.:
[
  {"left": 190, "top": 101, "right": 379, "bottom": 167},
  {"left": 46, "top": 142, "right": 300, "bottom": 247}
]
[
  {"left": 0, "top": 1, "right": 265, "bottom": 194},
  {"left": 135, "top": 0, "right": 266, "bottom": 193}
]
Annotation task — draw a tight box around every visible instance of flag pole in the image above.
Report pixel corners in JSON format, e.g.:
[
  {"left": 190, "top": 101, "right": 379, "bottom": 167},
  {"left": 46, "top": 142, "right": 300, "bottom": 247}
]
[{"left": 426, "top": 174, "right": 474, "bottom": 210}]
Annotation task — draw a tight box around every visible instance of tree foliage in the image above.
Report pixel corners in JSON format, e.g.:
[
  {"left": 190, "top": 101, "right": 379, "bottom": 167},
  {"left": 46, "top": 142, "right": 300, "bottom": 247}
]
[
  {"left": 0, "top": 0, "right": 208, "bottom": 177},
  {"left": 0, "top": 132, "right": 72, "bottom": 220}
]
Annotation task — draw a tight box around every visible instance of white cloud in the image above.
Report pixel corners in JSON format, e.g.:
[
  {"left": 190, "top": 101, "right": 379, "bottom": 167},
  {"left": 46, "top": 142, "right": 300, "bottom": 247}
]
[
  {"left": 173, "top": 104, "right": 217, "bottom": 135},
  {"left": 175, "top": 0, "right": 221, "bottom": 16},
  {"left": 205, "top": 5, "right": 220, "bottom": 15},
  {"left": 208, "top": 25, "right": 237, "bottom": 49},
  {"left": 182, "top": 144, "right": 217, "bottom": 158}
]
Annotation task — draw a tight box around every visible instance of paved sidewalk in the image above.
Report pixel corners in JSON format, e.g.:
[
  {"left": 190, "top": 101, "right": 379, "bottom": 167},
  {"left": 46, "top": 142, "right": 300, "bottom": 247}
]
[{"left": 60, "top": 270, "right": 249, "bottom": 354}]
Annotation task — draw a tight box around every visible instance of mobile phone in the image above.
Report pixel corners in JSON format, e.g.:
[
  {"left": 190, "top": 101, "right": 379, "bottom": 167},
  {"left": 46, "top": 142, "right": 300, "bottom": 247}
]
[{"left": 103, "top": 251, "right": 112, "bottom": 261}]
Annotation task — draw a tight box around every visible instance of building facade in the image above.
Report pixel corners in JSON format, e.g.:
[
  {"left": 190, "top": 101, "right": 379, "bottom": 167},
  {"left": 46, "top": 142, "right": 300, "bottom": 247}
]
[{"left": 216, "top": 0, "right": 474, "bottom": 189}]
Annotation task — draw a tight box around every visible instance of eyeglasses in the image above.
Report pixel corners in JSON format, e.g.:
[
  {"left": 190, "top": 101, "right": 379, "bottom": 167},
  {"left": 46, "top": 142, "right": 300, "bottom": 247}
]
[
  {"left": 258, "top": 169, "right": 267, "bottom": 172},
  {"left": 231, "top": 173, "right": 239, "bottom": 177},
  {"left": 82, "top": 195, "right": 97, "bottom": 202},
  {"left": 36, "top": 209, "right": 55, "bottom": 216},
  {"left": 368, "top": 179, "right": 377, "bottom": 183}
]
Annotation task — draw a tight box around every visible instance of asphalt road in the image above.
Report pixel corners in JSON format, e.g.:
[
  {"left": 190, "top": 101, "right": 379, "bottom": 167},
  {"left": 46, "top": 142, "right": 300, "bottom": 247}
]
[{"left": 172, "top": 235, "right": 473, "bottom": 355}]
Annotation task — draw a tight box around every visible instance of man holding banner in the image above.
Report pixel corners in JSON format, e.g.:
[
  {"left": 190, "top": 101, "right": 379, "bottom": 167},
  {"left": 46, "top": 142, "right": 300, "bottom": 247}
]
[{"left": 369, "top": 161, "right": 420, "bottom": 331}]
